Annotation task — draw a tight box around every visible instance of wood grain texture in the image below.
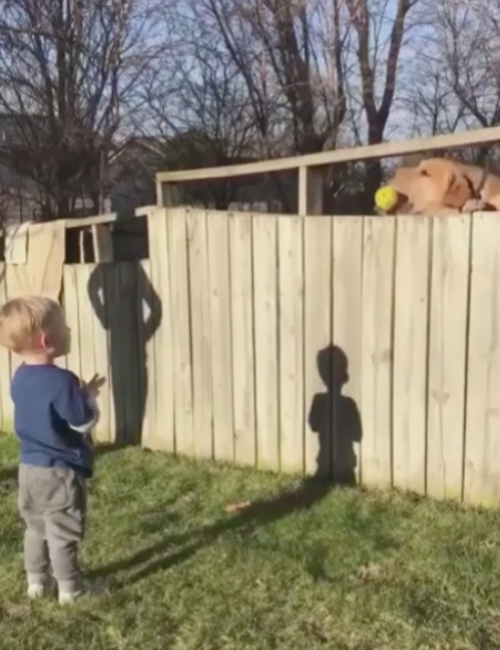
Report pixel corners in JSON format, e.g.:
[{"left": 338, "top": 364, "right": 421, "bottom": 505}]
[
  {"left": 360, "top": 217, "right": 395, "bottom": 489},
  {"left": 464, "top": 213, "right": 500, "bottom": 506},
  {"left": 427, "top": 216, "right": 470, "bottom": 501},
  {"left": 230, "top": 213, "right": 256, "bottom": 467},
  {"left": 304, "top": 216, "right": 332, "bottom": 478},
  {"left": 208, "top": 212, "right": 234, "bottom": 462},
  {"left": 278, "top": 215, "right": 304, "bottom": 473},
  {"left": 187, "top": 210, "right": 213, "bottom": 459},
  {"left": 253, "top": 214, "right": 279, "bottom": 470},
  {"left": 392, "top": 217, "right": 430, "bottom": 494},
  {"left": 332, "top": 217, "right": 364, "bottom": 485}
]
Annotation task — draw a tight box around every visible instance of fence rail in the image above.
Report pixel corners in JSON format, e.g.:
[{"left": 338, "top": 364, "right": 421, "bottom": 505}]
[
  {"left": 0, "top": 206, "right": 499, "bottom": 507},
  {"left": 155, "top": 125, "right": 500, "bottom": 215}
]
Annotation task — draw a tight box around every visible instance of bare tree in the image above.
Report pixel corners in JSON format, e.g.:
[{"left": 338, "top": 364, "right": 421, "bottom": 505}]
[
  {"left": 186, "top": 0, "right": 350, "bottom": 157},
  {"left": 398, "top": 0, "right": 500, "bottom": 165},
  {"left": 402, "top": 66, "right": 467, "bottom": 138},
  {"left": 343, "top": 0, "right": 418, "bottom": 202},
  {"left": 440, "top": 0, "right": 500, "bottom": 128},
  {"left": 150, "top": 0, "right": 352, "bottom": 211},
  {"left": 0, "top": 0, "right": 165, "bottom": 219},
  {"left": 143, "top": 22, "right": 257, "bottom": 168}
]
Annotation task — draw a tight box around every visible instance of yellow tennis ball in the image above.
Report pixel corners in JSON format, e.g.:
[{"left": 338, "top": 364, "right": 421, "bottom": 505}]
[{"left": 375, "top": 186, "right": 398, "bottom": 212}]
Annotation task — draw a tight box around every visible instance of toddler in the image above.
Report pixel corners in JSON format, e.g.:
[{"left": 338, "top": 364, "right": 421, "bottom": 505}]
[{"left": 0, "top": 296, "right": 102, "bottom": 604}]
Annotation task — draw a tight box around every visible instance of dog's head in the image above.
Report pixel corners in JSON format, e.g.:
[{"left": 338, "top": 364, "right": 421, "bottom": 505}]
[{"left": 377, "top": 158, "right": 474, "bottom": 215}]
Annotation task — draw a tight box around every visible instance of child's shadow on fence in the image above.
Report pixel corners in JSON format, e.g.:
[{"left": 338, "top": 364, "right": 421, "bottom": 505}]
[
  {"left": 87, "top": 263, "right": 162, "bottom": 445},
  {"left": 88, "top": 343, "right": 363, "bottom": 587},
  {"left": 308, "top": 344, "right": 363, "bottom": 484}
]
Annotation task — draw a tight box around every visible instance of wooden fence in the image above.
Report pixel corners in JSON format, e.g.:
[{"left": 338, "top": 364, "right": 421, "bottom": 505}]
[
  {"left": 0, "top": 206, "right": 499, "bottom": 507},
  {"left": 152, "top": 125, "right": 500, "bottom": 507},
  {"left": 148, "top": 206, "right": 500, "bottom": 507}
]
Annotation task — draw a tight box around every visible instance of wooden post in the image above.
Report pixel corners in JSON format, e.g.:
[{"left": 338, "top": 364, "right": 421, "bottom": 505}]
[
  {"left": 157, "top": 180, "right": 181, "bottom": 207},
  {"left": 91, "top": 224, "right": 113, "bottom": 262},
  {"left": 79, "top": 230, "right": 86, "bottom": 263},
  {"left": 298, "top": 166, "right": 325, "bottom": 216}
]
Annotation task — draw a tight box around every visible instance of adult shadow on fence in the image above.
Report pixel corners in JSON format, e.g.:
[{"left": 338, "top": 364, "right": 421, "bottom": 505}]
[
  {"left": 308, "top": 344, "right": 363, "bottom": 484},
  {"left": 87, "top": 263, "right": 162, "bottom": 445}
]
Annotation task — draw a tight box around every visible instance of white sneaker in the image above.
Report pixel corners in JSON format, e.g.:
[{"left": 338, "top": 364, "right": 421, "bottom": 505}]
[
  {"left": 27, "top": 583, "right": 45, "bottom": 599},
  {"left": 27, "top": 577, "right": 55, "bottom": 600},
  {"left": 58, "top": 582, "right": 101, "bottom": 605}
]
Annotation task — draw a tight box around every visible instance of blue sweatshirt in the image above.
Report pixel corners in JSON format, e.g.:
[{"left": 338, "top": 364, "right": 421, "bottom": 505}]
[{"left": 11, "top": 364, "right": 95, "bottom": 478}]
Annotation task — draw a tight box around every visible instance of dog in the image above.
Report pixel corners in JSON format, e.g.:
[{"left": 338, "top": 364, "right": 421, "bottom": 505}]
[{"left": 377, "top": 157, "right": 500, "bottom": 216}]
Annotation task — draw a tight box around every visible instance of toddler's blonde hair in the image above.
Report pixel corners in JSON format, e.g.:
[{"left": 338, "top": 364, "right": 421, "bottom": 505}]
[{"left": 0, "top": 295, "right": 67, "bottom": 355}]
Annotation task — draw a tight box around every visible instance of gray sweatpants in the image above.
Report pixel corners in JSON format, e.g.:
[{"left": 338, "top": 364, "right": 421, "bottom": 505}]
[{"left": 18, "top": 464, "right": 87, "bottom": 593}]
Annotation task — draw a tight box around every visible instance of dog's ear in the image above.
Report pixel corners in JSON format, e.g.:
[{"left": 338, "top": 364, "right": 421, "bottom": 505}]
[
  {"left": 402, "top": 153, "right": 426, "bottom": 168},
  {"left": 443, "top": 170, "right": 473, "bottom": 209}
]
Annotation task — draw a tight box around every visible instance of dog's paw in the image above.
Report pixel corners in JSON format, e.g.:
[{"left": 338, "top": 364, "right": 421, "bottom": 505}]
[{"left": 461, "top": 198, "right": 490, "bottom": 213}]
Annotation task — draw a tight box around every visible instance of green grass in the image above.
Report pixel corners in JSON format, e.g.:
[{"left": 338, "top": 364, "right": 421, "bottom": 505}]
[{"left": 0, "top": 435, "right": 500, "bottom": 649}]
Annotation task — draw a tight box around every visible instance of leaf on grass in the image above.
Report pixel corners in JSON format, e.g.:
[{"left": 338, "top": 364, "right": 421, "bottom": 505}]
[
  {"left": 357, "top": 562, "right": 382, "bottom": 582},
  {"left": 224, "top": 501, "right": 251, "bottom": 513},
  {"left": 4, "top": 603, "right": 31, "bottom": 620}
]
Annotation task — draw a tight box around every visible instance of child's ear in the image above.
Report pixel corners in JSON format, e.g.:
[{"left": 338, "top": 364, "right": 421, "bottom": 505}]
[
  {"left": 39, "top": 331, "right": 51, "bottom": 351},
  {"left": 30, "top": 330, "right": 45, "bottom": 350}
]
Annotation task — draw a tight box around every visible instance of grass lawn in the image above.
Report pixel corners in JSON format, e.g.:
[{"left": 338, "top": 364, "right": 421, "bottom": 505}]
[{"left": 0, "top": 436, "right": 500, "bottom": 650}]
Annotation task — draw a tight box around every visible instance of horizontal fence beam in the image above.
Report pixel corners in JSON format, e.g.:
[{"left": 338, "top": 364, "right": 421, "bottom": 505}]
[
  {"left": 156, "top": 125, "right": 500, "bottom": 185},
  {"left": 0, "top": 208, "right": 155, "bottom": 239}
]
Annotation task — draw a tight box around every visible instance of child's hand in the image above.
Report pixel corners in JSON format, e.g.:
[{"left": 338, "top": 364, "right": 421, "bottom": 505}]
[{"left": 84, "top": 373, "right": 106, "bottom": 400}]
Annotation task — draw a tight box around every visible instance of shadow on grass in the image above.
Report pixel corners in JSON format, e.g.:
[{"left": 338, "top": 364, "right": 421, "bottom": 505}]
[
  {"left": 88, "top": 477, "right": 338, "bottom": 587},
  {"left": 88, "top": 342, "right": 364, "bottom": 588},
  {"left": 0, "top": 465, "right": 17, "bottom": 490},
  {"left": 93, "top": 442, "right": 130, "bottom": 459}
]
